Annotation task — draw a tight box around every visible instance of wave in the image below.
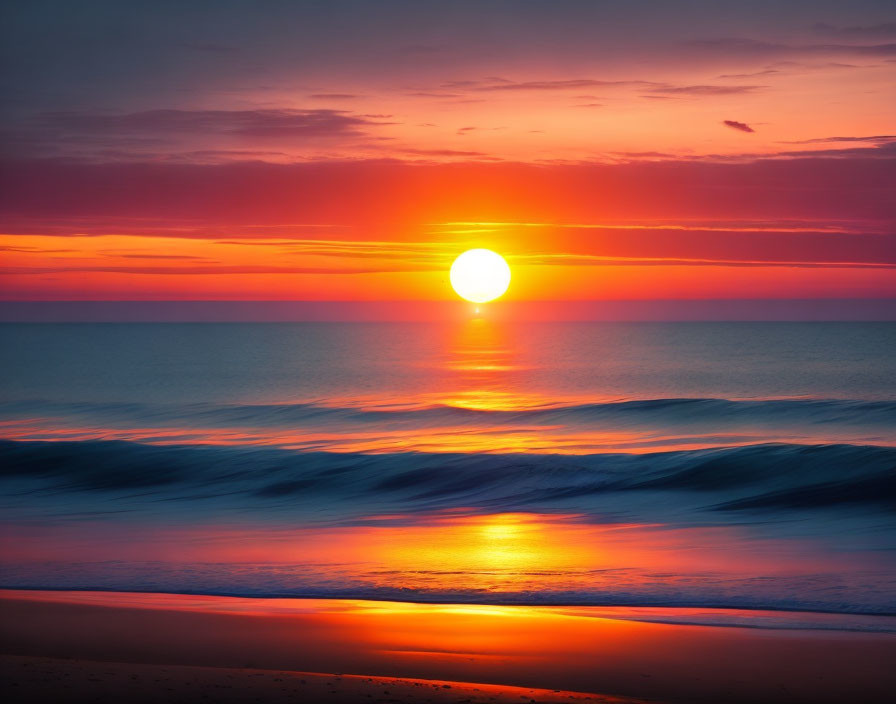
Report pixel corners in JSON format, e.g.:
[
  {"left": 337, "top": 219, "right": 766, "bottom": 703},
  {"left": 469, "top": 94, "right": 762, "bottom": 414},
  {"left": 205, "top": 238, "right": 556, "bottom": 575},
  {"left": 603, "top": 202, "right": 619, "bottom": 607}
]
[
  {"left": 4, "top": 396, "right": 893, "bottom": 455},
  {"left": 2, "top": 565, "right": 895, "bottom": 618},
  {"left": 3, "top": 397, "right": 896, "bottom": 428},
  {"left": 2, "top": 438, "right": 895, "bottom": 615},
  {"left": 2, "top": 438, "right": 894, "bottom": 517}
]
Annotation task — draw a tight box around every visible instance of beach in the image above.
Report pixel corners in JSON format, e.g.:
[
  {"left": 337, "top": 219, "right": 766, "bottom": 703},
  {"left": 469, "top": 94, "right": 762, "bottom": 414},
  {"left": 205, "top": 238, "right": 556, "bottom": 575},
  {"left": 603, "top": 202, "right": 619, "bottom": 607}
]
[
  {"left": 3, "top": 589, "right": 896, "bottom": 703},
  {"left": 2, "top": 323, "right": 895, "bottom": 702},
  {"left": 3, "top": 656, "right": 640, "bottom": 704}
]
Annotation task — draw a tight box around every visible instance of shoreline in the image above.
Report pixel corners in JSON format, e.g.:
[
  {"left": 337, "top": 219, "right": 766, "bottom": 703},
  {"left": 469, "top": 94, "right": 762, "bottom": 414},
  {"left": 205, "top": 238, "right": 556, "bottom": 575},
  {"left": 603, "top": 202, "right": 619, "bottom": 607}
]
[
  {"left": 3, "top": 589, "right": 895, "bottom": 703},
  {"left": 3, "top": 584, "right": 895, "bottom": 620},
  {"left": 4, "top": 588, "right": 896, "bottom": 636}
]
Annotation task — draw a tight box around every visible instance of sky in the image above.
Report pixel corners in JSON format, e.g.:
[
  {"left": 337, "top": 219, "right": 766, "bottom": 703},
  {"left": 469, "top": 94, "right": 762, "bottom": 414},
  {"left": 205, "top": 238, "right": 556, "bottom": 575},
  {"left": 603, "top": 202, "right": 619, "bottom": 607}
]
[{"left": 0, "top": 0, "right": 894, "bottom": 313}]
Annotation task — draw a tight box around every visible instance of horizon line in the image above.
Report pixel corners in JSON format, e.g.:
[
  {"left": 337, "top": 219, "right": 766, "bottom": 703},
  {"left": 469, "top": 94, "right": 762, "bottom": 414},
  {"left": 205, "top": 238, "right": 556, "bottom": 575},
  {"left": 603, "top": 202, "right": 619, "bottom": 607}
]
[{"left": 1, "top": 299, "right": 894, "bottom": 322}]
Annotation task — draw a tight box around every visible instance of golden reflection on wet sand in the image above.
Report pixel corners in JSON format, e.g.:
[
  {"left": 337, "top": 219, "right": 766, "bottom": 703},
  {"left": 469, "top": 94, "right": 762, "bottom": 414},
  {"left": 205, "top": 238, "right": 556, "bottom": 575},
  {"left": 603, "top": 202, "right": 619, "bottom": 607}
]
[{"left": 3, "top": 589, "right": 896, "bottom": 704}]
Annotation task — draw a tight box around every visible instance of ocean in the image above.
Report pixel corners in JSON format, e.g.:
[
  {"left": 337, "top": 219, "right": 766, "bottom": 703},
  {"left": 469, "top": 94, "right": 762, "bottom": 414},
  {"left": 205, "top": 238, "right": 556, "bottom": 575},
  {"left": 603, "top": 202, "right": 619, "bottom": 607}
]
[{"left": 1, "top": 321, "right": 895, "bottom": 620}]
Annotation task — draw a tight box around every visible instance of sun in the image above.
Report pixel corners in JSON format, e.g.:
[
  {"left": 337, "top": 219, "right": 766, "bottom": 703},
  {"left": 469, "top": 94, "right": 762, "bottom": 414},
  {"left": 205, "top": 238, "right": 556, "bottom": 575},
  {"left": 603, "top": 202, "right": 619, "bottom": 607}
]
[{"left": 450, "top": 249, "right": 511, "bottom": 303}]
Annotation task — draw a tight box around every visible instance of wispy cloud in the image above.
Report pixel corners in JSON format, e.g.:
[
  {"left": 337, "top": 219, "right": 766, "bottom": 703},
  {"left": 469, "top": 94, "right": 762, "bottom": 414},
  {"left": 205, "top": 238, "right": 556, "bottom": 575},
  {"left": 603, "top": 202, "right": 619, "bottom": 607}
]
[
  {"left": 309, "top": 94, "right": 360, "bottom": 100},
  {"left": 650, "top": 85, "right": 764, "bottom": 96},
  {"left": 812, "top": 22, "right": 896, "bottom": 39},
  {"left": 400, "top": 148, "right": 488, "bottom": 157},
  {"left": 516, "top": 254, "right": 896, "bottom": 269},
  {"left": 39, "top": 109, "right": 389, "bottom": 138},
  {"left": 111, "top": 253, "right": 210, "bottom": 260},
  {"left": 782, "top": 135, "right": 896, "bottom": 145},
  {"left": 687, "top": 37, "right": 896, "bottom": 58},
  {"left": 717, "top": 69, "right": 781, "bottom": 78},
  {"left": 0, "top": 265, "right": 421, "bottom": 276},
  {"left": 436, "top": 77, "right": 766, "bottom": 104},
  {"left": 468, "top": 79, "right": 652, "bottom": 92},
  {"left": 770, "top": 141, "right": 896, "bottom": 159}
]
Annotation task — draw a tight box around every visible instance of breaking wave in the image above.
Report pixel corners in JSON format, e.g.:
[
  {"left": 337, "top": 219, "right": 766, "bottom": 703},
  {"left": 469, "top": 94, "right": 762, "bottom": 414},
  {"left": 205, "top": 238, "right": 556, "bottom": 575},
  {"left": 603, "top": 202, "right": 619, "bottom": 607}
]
[
  {"left": 2, "top": 438, "right": 894, "bottom": 515},
  {"left": 3, "top": 396, "right": 896, "bottom": 428}
]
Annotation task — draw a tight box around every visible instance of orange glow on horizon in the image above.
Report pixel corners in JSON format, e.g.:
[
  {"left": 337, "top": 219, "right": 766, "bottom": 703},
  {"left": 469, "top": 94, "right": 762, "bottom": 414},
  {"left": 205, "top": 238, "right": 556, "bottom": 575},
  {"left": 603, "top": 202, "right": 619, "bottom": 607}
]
[
  {"left": 2, "top": 226, "right": 893, "bottom": 302},
  {"left": 6, "top": 589, "right": 894, "bottom": 703}
]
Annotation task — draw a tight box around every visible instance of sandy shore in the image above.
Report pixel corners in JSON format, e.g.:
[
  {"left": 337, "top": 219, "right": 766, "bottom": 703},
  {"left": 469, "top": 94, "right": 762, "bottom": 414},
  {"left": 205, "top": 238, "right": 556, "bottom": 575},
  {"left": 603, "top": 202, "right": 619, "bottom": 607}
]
[
  {"left": 2, "top": 590, "right": 896, "bottom": 703},
  {"left": 1, "top": 654, "right": 637, "bottom": 704}
]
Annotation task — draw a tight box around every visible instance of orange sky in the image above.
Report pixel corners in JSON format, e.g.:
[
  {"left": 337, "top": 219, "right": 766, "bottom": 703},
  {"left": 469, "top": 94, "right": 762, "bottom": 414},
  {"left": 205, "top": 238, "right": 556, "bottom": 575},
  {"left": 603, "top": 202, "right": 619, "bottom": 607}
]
[{"left": 1, "top": 1, "right": 894, "bottom": 306}]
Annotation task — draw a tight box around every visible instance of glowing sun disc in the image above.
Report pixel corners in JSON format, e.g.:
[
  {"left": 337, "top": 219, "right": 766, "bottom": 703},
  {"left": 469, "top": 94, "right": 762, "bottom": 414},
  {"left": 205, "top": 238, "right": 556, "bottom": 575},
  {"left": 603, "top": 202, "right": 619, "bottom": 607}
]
[{"left": 450, "top": 249, "right": 511, "bottom": 303}]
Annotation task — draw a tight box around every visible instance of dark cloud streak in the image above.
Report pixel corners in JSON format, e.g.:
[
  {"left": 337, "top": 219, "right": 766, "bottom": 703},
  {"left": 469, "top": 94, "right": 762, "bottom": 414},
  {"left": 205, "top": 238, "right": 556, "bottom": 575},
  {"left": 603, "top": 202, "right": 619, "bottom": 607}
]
[{"left": 724, "top": 120, "right": 755, "bottom": 133}]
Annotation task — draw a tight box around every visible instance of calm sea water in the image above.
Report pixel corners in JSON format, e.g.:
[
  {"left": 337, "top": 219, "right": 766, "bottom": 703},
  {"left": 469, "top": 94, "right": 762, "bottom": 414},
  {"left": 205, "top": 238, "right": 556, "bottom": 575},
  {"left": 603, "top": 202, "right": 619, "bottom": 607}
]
[{"left": 2, "top": 322, "right": 895, "bottom": 619}]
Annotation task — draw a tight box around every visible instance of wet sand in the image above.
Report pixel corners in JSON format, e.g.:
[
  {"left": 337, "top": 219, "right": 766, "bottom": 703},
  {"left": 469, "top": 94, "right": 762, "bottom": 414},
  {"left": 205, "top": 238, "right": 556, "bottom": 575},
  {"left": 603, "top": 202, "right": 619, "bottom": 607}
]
[
  {"left": 2, "top": 590, "right": 895, "bottom": 703},
  {"left": 1, "top": 655, "right": 637, "bottom": 704}
]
